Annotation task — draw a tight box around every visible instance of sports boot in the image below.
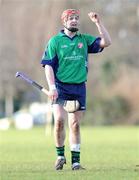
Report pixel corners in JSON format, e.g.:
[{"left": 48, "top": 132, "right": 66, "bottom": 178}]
[
  {"left": 72, "top": 163, "right": 85, "bottom": 170},
  {"left": 55, "top": 157, "right": 66, "bottom": 170}
]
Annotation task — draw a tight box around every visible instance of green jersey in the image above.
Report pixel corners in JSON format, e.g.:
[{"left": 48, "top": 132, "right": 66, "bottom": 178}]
[{"left": 41, "top": 30, "right": 103, "bottom": 83}]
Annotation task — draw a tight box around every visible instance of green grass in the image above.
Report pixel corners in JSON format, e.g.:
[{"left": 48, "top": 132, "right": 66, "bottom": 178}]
[{"left": 0, "top": 126, "right": 139, "bottom": 180}]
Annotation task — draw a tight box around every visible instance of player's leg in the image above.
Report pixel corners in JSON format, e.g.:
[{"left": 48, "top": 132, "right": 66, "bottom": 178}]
[
  {"left": 53, "top": 104, "right": 66, "bottom": 170},
  {"left": 68, "top": 111, "right": 85, "bottom": 170},
  {"left": 53, "top": 104, "right": 66, "bottom": 147}
]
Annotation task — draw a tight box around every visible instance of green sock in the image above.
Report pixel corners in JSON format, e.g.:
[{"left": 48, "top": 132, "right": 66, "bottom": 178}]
[
  {"left": 56, "top": 146, "right": 65, "bottom": 157},
  {"left": 71, "top": 151, "right": 80, "bottom": 164}
]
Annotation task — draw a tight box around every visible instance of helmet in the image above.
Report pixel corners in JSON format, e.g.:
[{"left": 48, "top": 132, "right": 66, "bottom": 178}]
[{"left": 61, "top": 9, "right": 80, "bottom": 23}]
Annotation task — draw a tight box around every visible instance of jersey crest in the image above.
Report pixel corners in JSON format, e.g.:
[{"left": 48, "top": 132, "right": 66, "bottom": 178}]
[{"left": 78, "top": 42, "right": 83, "bottom": 48}]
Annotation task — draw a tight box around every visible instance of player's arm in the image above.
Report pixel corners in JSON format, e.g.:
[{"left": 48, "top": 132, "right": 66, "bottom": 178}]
[
  {"left": 88, "top": 12, "right": 111, "bottom": 48},
  {"left": 41, "top": 37, "right": 58, "bottom": 102},
  {"left": 45, "top": 65, "right": 58, "bottom": 102}
]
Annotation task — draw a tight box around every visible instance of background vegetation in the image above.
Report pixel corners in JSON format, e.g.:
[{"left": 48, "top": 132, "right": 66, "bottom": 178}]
[{"left": 0, "top": 0, "right": 139, "bottom": 125}]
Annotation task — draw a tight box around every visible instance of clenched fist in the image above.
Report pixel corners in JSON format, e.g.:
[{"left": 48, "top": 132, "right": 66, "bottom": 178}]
[{"left": 88, "top": 12, "right": 100, "bottom": 24}]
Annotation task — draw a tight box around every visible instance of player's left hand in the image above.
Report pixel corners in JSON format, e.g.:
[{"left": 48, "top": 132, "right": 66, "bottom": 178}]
[{"left": 88, "top": 12, "right": 100, "bottom": 24}]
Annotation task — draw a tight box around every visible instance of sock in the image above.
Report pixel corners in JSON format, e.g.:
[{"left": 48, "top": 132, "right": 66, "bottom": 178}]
[
  {"left": 56, "top": 146, "right": 65, "bottom": 158},
  {"left": 71, "top": 151, "right": 80, "bottom": 164},
  {"left": 70, "top": 144, "right": 80, "bottom": 164}
]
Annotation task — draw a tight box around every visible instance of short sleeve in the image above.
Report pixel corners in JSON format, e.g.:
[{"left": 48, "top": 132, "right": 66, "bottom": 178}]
[
  {"left": 41, "top": 37, "right": 57, "bottom": 67},
  {"left": 88, "top": 37, "right": 104, "bottom": 53}
]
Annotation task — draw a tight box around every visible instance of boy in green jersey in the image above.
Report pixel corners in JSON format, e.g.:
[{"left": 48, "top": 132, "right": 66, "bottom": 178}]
[{"left": 41, "top": 9, "right": 111, "bottom": 170}]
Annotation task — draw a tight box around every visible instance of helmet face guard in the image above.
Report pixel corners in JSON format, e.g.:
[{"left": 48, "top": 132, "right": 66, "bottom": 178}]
[{"left": 61, "top": 9, "right": 80, "bottom": 32}]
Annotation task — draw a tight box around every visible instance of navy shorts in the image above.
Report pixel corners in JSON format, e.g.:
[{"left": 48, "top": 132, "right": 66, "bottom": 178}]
[{"left": 55, "top": 81, "right": 86, "bottom": 111}]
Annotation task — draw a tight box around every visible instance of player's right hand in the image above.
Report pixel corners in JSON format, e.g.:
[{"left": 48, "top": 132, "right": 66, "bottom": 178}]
[{"left": 48, "top": 89, "right": 58, "bottom": 103}]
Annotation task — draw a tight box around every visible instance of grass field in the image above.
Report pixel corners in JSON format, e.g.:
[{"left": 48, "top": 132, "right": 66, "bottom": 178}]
[{"left": 0, "top": 126, "right": 139, "bottom": 180}]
